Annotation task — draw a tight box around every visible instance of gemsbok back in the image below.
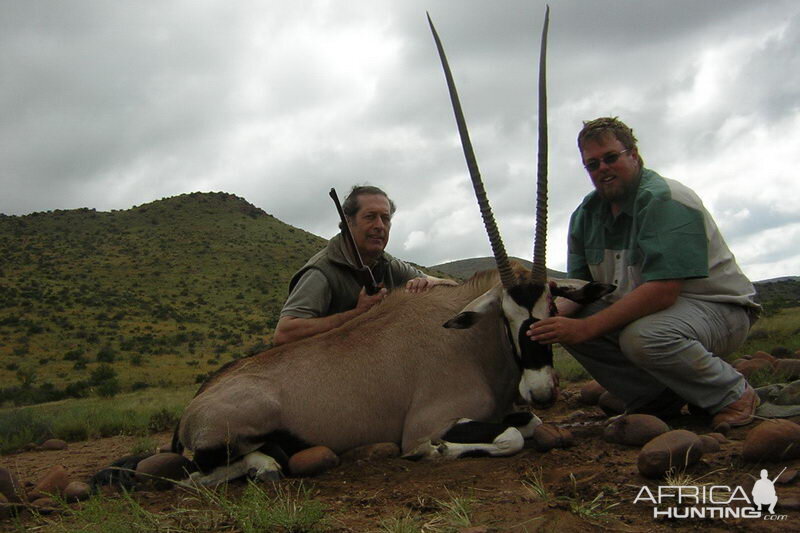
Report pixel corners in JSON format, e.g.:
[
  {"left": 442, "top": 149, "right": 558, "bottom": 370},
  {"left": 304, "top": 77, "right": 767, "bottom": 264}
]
[{"left": 172, "top": 7, "right": 614, "bottom": 485}]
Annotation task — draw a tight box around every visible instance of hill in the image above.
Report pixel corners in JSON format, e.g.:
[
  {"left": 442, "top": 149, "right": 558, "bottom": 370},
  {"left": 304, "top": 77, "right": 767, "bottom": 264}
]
[
  {"left": 433, "top": 259, "right": 800, "bottom": 312},
  {"left": 0, "top": 192, "right": 325, "bottom": 403},
  {"left": 753, "top": 277, "right": 800, "bottom": 311},
  {"left": 431, "top": 257, "right": 566, "bottom": 280}
]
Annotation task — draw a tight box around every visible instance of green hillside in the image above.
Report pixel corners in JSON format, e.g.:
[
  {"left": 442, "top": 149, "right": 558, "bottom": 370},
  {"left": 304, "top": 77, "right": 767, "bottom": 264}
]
[{"left": 0, "top": 192, "right": 325, "bottom": 404}]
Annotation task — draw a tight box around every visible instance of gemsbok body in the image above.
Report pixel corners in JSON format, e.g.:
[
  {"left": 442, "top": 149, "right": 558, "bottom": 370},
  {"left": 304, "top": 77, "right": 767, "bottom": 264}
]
[{"left": 172, "top": 7, "right": 614, "bottom": 485}]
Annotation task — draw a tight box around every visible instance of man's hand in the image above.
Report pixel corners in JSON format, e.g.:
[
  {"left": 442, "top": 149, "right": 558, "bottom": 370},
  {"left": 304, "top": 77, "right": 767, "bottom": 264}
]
[
  {"left": 405, "top": 276, "right": 458, "bottom": 293},
  {"left": 356, "top": 286, "right": 387, "bottom": 312},
  {"left": 527, "top": 316, "right": 595, "bottom": 345}
]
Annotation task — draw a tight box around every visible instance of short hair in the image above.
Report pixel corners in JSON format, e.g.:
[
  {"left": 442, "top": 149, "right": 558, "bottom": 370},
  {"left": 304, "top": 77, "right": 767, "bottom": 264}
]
[
  {"left": 339, "top": 185, "right": 396, "bottom": 230},
  {"left": 577, "top": 117, "right": 637, "bottom": 150}
]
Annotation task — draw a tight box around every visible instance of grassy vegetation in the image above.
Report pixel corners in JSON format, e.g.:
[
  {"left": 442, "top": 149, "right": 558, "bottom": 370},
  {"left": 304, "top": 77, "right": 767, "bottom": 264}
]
[
  {"left": 0, "top": 386, "right": 193, "bottom": 454},
  {"left": 20, "top": 480, "right": 329, "bottom": 533},
  {"left": 0, "top": 192, "right": 325, "bottom": 404},
  {"left": 522, "top": 468, "right": 619, "bottom": 523}
]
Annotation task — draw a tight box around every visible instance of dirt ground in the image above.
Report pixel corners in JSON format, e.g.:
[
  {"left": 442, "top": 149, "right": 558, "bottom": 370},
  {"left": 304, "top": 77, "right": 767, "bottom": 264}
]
[{"left": 3, "top": 383, "right": 799, "bottom": 532}]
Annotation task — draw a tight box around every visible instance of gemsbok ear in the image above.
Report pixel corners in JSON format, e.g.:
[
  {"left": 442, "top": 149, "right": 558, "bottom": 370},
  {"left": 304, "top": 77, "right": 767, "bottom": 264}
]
[
  {"left": 443, "top": 286, "right": 504, "bottom": 329},
  {"left": 550, "top": 280, "right": 615, "bottom": 304}
]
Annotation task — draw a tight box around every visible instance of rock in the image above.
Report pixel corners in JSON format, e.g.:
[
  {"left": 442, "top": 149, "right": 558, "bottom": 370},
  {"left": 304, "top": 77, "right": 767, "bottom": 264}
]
[
  {"left": 776, "top": 468, "right": 797, "bottom": 484},
  {"left": 713, "top": 422, "right": 731, "bottom": 436},
  {"left": 579, "top": 381, "right": 606, "bottom": 406},
  {"left": 0, "top": 467, "right": 26, "bottom": 503},
  {"left": 63, "top": 481, "right": 91, "bottom": 502},
  {"left": 752, "top": 351, "right": 778, "bottom": 364},
  {"left": 135, "top": 453, "right": 194, "bottom": 489},
  {"left": 735, "top": 358, "right": 773, "bottom": 378},
  {"left": 603, "top": 414, "right": 670, "bottom": 447},
  {"left": 698, "top": 435, "right": 721, "bottom": 454},
  {"left": 742, "top": 419, "right": 800, "bottom": 462},
  {"left": 771, "top": 346, "right": 793, "bottom": 358},
  {"left": 731, "top": 358, "right": 749, "bottom": 369},
  {"left": 38, "top": 439, "right": 68, "bottom": 451},
  {"left": 532, "top": 425, "right": 574, "bottom": 452},
  {"left": 30, "top": 497, "right": 60, "bottom": 514},
  {"left": 637, "top": 430, "right": 704, "bottom": 479},
  {"left": 706, "top": 432, "right": 728, "bottom": 444},
  {"left": 341, "top": 442, "right": 400, "bottom": 462},
  {"left": 775, "top": 360, "right": 800, "bottom": 380},
  {"left": 774, "top": 380, "right": 800, "bottom": 405},
  {"left": 289, "top": 446, "right": 339, "bottom": 477},
  {"left": 598, "top": 391, "right": 626, "bottom": 416},
  {"left": 28, "top": 465, "right": 70, "bottom": 501}
]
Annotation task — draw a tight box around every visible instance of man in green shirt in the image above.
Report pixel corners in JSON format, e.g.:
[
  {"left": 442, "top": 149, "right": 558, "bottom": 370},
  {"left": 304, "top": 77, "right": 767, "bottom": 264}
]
[
  {"left": 529, "top": 117, "right": 761, "bottom": 428},
  {"left": 273, "top": 185, "right": 456, "bottom": 346}
]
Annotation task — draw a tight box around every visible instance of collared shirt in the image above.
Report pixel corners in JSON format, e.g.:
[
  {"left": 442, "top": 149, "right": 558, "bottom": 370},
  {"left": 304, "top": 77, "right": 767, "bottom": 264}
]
[
  {"left": 567, "top": 168, "right": 760, "bottom": 310},
  {"left": 280, "top": 233, "right": 424, "bottom": 319}
]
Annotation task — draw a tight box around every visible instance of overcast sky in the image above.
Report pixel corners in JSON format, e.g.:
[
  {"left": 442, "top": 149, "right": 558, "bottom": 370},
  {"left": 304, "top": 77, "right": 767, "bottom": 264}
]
[{"left": 2, "top": 1, "right": 799, "bottom": 281}]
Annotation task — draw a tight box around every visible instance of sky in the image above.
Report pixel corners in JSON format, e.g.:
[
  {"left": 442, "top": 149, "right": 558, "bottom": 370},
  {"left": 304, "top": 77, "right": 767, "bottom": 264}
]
[{"left": 2, "top": 1, "right": 799, "bottom": 282}]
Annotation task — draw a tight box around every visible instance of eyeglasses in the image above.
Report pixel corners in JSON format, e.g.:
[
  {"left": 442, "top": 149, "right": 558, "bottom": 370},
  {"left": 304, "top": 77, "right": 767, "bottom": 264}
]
[{"left": 583, "top": 149, "right": 631, "bottom": 172}]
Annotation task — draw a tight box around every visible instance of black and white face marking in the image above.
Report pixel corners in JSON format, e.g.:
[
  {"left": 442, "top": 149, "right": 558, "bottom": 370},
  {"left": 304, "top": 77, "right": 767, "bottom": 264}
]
[{"left": 503, "top": 283, "right": 559, "bottom": 407}]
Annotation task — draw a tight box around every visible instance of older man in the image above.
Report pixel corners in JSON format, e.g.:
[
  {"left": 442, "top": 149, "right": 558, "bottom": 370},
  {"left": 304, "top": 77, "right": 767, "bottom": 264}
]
[
  {"left": 529, "top": 117, "right": 761, "bottom": 428},
  {"left": 273, "top": 185, "right": 456, "bottom": 345}
]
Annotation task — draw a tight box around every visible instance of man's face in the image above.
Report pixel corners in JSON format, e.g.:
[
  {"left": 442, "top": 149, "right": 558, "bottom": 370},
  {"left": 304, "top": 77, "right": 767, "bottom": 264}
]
[
  {"left": 581, "top": 133, "right": 641, "bottom": 209},
  {"left": 347, "top": 194, "right": 392, "bottom": 261}
]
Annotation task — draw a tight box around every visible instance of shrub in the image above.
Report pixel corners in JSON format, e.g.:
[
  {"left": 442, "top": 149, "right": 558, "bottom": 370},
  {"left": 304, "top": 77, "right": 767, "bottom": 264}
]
[
  {"left": 148, "top": 408, "right": 179, "bottom": 432},
  {"left": 97, "top": 346, "right": 116, "bottom": 363},
  {"left": 64, "top": 348, "right": 85, "bottom": 361},
  {"left": 97, "top": 379, "right": 121, "bottom": 398},
  {"left": 90, "top": 364, "right": 117, "bottom": 385}
]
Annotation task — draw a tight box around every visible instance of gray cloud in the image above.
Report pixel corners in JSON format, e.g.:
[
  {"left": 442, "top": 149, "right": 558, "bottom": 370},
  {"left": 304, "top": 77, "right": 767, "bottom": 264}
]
[{"left": 2, "top": 0, "right": 799, "bottom": 281}]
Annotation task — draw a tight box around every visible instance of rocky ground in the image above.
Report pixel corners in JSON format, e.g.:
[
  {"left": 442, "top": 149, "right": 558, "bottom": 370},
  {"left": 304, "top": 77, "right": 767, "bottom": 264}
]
[{"left": 2, "top": 382, "right": 799, "bottom": 532}]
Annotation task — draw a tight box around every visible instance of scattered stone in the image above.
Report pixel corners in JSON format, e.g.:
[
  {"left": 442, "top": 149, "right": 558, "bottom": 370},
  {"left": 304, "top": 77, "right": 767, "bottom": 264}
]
[
  {"left": 776, "top": 469, "right": 797, "bottom": 484},
  {"left": 39, "top": 439, "right": 69, "bottom": 451},
  {"left": 532, "top": 425, "right": 573, "bottom": 452},
  {"left": 743, "top": 420, "right": 800, "bottom": 462},
  {"left": 135, "top": 453, "right": 194, "bottom": 489},
  {"left": 775, "top": 360, "right": 800, "bottom": 380},
  {"left": 603, "top": 414, "right": 670, "bottom": 447},
  {"left": 28, "top": 465, "right": 70, "bottom": 501},
  {"left": 63, "top": 481, "right": 91, "bottom": 503},
  {"left": 713, "top": 421, "right": 730, "bottom": 436},
  {"left": 598, "top": 391, "right": 626, "bottom": 416},
  {"left": 706, "top": 432, "right": 728, "bottom": 444},
  {"left": 731, "top": 358, "right": 748, "bottom": 369},
  {"left": 579, "top": 381, "right": 606, "bottom": 406},
  {"left": 698, "top": 435, "right": 721, "bottom": 454},
  {"left": 771, "top": 346, "right": 793, "bottom": 359},
  {"left": 0, "top": 467, "right": 26, "bottom": 503},
  {"left": 735, "top": 358, "right": 773, "bottom": 378},
  {"left": 752, "top": 351, "right": 778, "bottom": 364},
  {"left": 30, "top": 497, "right": 60, "bottom": 515},
  {"left": 637, "top": 430, "right": 704, "bottom": 479},
  {"left": 289, "top": 446, "right": 340, "bottom": 477},
  {"left": 341, "top": 442, "right": 400, "bottom": 462}
]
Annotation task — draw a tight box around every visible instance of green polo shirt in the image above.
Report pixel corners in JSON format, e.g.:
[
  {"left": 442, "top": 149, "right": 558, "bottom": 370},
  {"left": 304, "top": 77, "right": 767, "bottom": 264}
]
[{"left": 567, "top": 168, "right": 759, "bottom": 310}]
